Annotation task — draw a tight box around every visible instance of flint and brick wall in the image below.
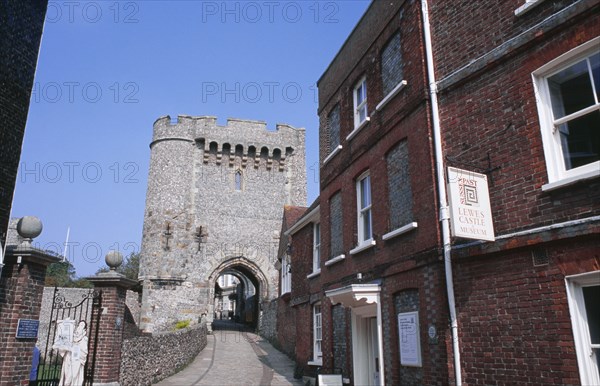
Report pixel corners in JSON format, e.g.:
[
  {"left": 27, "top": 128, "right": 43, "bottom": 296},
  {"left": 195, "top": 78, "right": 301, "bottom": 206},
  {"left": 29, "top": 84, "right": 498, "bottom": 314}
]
[
  {"left": 314, "top": 1, "right": 453, "bottom": 384},
  {"left": 120, "top": 323, "right": 208, "bottom": 386}
]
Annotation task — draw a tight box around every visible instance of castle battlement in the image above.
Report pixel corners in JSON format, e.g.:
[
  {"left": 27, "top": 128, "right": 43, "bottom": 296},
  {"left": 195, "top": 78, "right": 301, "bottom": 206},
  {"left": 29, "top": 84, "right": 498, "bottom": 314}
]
[
  {"left": 153, "top": 115, "right": 303, "bottom": 133},
  {"left": 150, "top": 116, "right": 305, "bottom": 162}
]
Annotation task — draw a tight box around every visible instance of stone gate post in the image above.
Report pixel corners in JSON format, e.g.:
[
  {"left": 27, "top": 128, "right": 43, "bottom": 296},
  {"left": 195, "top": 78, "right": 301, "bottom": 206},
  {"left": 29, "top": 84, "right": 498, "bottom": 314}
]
[{"left": 87, "top": 252, "right": 136, "bottom": 386}]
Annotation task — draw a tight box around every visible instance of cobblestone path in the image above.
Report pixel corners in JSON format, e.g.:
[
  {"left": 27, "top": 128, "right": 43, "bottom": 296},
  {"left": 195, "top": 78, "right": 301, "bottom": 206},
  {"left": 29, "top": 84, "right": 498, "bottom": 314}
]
[{"left": 154, "top": 320, "right": 303, "bottom": 386}]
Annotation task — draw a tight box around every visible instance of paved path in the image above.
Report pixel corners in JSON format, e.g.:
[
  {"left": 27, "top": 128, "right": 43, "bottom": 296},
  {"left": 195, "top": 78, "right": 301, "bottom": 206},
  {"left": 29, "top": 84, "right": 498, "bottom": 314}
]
[{"left": 155, "top": 321, "right": 303, "bottom": 386}]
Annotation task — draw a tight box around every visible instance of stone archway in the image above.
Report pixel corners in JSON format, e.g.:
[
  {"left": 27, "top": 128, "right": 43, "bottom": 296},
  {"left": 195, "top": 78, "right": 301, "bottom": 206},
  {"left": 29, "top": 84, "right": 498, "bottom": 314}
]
[{"left": 208, "top": 256, "right": 269, "bottom": 328}]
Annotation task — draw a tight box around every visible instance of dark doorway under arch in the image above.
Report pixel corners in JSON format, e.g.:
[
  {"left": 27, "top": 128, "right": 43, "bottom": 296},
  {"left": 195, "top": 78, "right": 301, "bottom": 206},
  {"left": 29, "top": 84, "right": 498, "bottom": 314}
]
[{"left": 210, "top": 258, "right": 267, "bottom": 330}]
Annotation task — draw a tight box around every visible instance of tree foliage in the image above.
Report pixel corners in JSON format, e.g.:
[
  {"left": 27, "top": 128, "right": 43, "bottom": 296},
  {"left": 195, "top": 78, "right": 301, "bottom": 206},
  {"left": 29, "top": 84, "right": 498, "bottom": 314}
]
[
  {"left": 45, "top": 260, "right": 92, "bottom": 288},
  {"left": 95, "top": 252, "right": 140, "bottom": 281}
]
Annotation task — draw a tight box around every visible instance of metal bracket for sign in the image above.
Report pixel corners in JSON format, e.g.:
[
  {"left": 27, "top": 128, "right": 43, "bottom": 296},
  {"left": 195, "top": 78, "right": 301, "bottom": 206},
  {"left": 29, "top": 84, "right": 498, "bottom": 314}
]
[
  {"left": 446, "top": 152, "right": 501, "bottom": 186},
  {"left": 445, "top": 122, "right": 513, "bottom": 186}
]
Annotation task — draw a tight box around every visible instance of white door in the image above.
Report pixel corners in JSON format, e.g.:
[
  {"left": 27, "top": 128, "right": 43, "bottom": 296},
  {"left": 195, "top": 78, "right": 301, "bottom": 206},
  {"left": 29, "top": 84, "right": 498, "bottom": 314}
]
[
  {"left": 566, "top": 272, "right": 600, "bottom": 385},
  {"left": 369, "top": 317, "right": 381, "bottom": 385}
]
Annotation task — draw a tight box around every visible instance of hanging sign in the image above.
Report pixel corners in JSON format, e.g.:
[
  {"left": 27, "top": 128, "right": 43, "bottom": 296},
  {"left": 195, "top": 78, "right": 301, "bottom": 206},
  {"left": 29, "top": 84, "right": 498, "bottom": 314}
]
[{"left": 447, "top": 167, "right": 495, "bottom": 242}]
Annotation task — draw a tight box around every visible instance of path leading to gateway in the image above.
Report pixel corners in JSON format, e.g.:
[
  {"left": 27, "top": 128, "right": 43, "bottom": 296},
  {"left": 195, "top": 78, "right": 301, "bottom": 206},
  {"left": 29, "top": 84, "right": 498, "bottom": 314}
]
[{"left": 155, "top": 320, "right": 303, "bottom": 386}]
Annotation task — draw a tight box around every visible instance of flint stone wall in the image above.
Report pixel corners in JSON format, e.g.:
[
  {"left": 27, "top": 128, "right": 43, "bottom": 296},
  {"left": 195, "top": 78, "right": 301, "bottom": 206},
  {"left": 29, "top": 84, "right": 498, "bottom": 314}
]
[
  {"left": 120, "top": 323, "right": 208, "bottom": 386},
  {"left": 258, "top": 299, "right": 277, "bottom": 343},
  {"left": 139, "top": 116, "right": 307, "bottom": 332}
]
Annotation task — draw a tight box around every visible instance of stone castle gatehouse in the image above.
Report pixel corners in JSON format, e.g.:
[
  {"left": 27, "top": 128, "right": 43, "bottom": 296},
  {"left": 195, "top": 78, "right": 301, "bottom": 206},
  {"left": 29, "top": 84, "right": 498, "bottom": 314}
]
[{"left": 139, "top": 115, "right": 307, "bottom": 332}]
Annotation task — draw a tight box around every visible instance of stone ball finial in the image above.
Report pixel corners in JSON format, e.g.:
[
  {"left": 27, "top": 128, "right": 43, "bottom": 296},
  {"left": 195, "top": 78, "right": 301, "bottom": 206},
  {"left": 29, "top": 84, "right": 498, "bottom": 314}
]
[
  {"left": 16, "top": 216, "right": 43, "bottom": 242},
  {"left": 105, "top": 250, "right": 123, "bottom": 271}
]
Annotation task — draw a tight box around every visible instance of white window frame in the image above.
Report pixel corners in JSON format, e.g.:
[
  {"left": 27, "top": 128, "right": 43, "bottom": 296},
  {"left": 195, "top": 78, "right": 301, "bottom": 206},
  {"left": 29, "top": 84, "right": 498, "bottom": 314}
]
[
  {"left": 312, "top": 223, "right": 321, "bottom": 274},
  {"left": 356, "top": 172, "right": 374, "bottom": 247},
  {"left": 280, "top": 255, "right": 291, "bottom": 295},
  {"left": 514, "top": 0, "right": 548, "bottom": 16},
  {"left": 310, "top": 303, "right": 323, "bottom": 365},
  {"left": 532, "top": 37, "right": 600, "bottom": 191},
  {"left": 565, "top": 271, "right": 600, "bottom": 386},
  {"left": 353, "top": 77, "right": 368, "bottom": 129}
]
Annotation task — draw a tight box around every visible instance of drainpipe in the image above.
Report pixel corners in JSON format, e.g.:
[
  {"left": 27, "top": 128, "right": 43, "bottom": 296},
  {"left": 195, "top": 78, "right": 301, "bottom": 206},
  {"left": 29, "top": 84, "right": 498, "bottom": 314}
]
[{"left": 420, "top": 1, "right": 462, "bottom": 385}]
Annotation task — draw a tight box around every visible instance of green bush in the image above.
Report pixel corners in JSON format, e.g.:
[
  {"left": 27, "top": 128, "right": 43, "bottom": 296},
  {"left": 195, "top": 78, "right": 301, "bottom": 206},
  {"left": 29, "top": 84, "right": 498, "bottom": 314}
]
[{"left": 174, "top": 319, "right": 191, "bottom": 330}]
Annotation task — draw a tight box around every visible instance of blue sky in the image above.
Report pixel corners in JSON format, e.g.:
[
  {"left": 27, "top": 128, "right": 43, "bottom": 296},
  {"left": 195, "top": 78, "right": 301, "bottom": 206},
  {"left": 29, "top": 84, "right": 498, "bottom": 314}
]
[{"left": 11, "top": 1, "right": 370, "bottom": 277}]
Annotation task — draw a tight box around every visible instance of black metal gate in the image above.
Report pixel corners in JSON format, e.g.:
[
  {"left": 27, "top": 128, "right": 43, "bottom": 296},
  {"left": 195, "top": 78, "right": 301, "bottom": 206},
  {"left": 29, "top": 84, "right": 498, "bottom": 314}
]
[{"left": 31, "top": 287, "right": 102, "bottom": 386}]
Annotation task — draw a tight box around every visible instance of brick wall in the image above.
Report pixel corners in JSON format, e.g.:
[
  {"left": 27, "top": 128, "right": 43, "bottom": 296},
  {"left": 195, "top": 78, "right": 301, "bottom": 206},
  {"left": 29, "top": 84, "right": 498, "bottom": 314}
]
[
  {"left": 428, "top": 2, "right": 600, "bottom": 384},
  {"left": 454, "top": 236, "right": 598, "bottom": 385},
  {"left": 275, "top": 297, "right": 296, "bottom": 360},
  {"left": 431, "top": 1, "right": 600, "bottom": 235},
  {"left": 0, "top": 254, "right": 56, "bottom": 386},
  {"left": 315, "top": 1, "right": 449, "bottom": 385},
  {"left": 0, "top": 1, "right": 48, "bottom": 245},
  {"left": 90, "top": 285, "right": 129, "bottom": 383}
]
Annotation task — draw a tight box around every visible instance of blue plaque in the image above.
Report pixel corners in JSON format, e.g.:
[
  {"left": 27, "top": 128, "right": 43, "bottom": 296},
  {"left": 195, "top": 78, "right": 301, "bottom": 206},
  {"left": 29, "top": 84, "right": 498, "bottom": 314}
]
[{"left": 16, "top": 319, "right": 39, "bottom": 339}]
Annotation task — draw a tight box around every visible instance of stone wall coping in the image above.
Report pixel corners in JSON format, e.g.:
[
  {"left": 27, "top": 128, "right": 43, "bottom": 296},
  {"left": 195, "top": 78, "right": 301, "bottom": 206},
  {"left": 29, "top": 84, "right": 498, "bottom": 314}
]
[
  {"left": 4, "top": 246, "right": 61, "bottom": 267},
  {"left": 86, "top": 272, "right": 138, "bottom": 289}
]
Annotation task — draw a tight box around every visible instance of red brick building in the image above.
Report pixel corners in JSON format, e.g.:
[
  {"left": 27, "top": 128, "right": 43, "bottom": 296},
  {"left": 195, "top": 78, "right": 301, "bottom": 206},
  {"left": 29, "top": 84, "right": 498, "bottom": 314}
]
[
  {"left": 274, "top": 1, "right": 453, "bottom": 385},
  {"left": 271, "top": 1, "right": 599, "bottom": 385},
  {"left": 430, "top": 0, "right": 600, "bottom": 385}
]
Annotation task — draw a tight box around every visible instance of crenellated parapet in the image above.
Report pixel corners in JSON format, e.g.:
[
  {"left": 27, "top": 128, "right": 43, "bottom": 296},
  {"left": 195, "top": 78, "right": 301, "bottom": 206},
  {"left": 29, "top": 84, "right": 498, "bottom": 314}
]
[
  {"left": 150, "top": 115, "right": 305, "bottom": 172},
  {"left": 153, "top": 114, "right": 302, "bottom": 141}
]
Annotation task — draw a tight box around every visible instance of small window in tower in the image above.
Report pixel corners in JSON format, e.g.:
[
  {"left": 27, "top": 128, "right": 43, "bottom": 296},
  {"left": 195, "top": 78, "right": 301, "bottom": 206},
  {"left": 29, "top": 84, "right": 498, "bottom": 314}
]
[{"left": 235, "top": 170, "right": 242, "bottom": 191}]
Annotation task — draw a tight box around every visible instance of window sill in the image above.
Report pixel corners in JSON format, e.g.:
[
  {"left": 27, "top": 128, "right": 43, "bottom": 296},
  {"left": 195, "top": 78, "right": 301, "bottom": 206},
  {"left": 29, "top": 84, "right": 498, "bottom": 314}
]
[
  {"left": 346, "top": 117, "right": 370, "bottom": 142},
  {"left": 376, "top": 80, "right": 407, "bottom": 112},
  {"left": 349, "top": 240, "right": 376, "bottom": 255},
  {"left": 307, "top": 360, "right": 323, "bottom": 366},
  {"left": 307, "top": 270, "right": 321, "bottom": 279},
  {"left": 325, "top": 254, "right": 346, "bottom": 267},
  {"left": 382, "top": 222, "right": 418, "bottom": 241},
  {"left": 280, "top": 292, "right": 291, "bottom": 301},
  {"left": 541, "top": 169, "right": 600, "bottom": 192},
  {"left": 514, "top": 0, "right": 547, "bottom": 16},
  {"left": 323, "top": 145, "right": 342, "bottom": 165}
]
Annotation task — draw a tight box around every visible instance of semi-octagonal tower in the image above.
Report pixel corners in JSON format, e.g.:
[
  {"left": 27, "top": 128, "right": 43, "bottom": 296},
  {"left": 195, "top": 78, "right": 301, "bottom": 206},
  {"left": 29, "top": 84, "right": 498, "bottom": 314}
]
[{"left": 139, "top": 115, "right": 306, "bottom": 332}]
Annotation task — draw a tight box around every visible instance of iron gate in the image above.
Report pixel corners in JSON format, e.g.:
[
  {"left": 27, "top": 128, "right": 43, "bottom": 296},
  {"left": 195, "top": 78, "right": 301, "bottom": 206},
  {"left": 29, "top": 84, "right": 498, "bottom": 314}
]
[{"left": 31, "top": 287, "right": 102, "bottom": 386}]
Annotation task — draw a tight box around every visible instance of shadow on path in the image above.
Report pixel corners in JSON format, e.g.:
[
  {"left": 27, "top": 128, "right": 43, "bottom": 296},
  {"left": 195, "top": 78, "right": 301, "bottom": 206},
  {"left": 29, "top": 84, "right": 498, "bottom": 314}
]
[{"left": 212, "top": 319, "right": 254, "bottom": 332}]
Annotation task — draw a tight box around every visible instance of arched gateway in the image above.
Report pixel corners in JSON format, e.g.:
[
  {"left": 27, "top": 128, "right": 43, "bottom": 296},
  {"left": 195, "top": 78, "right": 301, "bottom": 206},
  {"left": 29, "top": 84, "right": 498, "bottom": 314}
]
[
  {"left": 210, "top": 257, "right": 268, "bottom": 326},
  {"left": 138, "top": 116, "right": 306, "bottom": 332}
]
